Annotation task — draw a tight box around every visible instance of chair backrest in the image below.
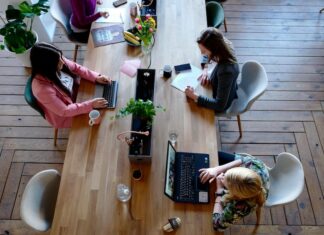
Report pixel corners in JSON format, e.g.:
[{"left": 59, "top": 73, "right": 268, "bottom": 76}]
[
  {"left": 50, "top": 0, "right": 72, "bottom": 35},
  {"left": 206, "top": 2, "right": 225, "bottom": 28},
  {"left": 24, "top": 77, "right": 45, "bottom": 118},
  {"left": 226, "top": 60, "right": 268, "bottom": 115},
  {"left": 20, "top": 169, "right": 61, "bottom": 231},
  {"left": 265, "top": 152, "right": 304, "bottom": 207}
]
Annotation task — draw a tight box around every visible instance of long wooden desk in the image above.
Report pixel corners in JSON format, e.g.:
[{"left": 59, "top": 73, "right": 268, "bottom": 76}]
[{"left": 51, "top": 1, "right": 218, "bottom": 234}]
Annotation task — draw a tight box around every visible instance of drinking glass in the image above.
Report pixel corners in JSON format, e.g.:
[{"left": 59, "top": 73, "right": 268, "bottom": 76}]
[{"left": 168, "top": 130, "right": 178, "bottom": 146}]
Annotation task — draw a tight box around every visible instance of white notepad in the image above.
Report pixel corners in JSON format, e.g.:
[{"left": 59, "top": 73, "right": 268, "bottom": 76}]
[
  {"left": 95, "top": 8, "right": 123, "bottom": 23},
  {"left": 171, "top": 64, "right": 202, "bottom": 92}
]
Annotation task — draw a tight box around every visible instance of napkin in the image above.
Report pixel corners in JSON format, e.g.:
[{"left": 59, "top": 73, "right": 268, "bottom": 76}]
[{"left": 120, "top": 59, "right": 141, "bottom": 77}]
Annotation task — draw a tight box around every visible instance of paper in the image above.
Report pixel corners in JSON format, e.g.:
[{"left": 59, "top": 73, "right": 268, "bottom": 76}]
[
  {"left": 95, "top": 8, "right": 123, "bottom": 23},
  {"left": 171, "top": 64, "right": 202, "bottom": 92},
  {"left": 120, "top": 59, "right": 142, "bottom": 77}
]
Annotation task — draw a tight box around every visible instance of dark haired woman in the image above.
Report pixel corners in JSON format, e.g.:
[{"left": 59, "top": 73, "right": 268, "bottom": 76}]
[
  {"left": 185, "top": 27, "right": 239, "bottom": 112},
  {"left": 70, "top": 0, "right": 108, "bottom": 40},
  {"left": 31, "top": 42, "right": 110, "bottom": 128}
]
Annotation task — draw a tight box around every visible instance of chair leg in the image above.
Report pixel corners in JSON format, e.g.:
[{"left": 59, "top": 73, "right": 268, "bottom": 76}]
[
  {"left": 220, "top": 3, "right": 228, "bottom": 32},
  {"left": 54, "top": 128, "right": 58, "bottom": 146},
  {"left": 73, "top": 45, "right": 79, "bottom": 62},
  {"left": 237, "top": 115, "right": 242, "bottom": 138},
  {"left": 223, "top": 17, "right": 228, "bottom": 32}
]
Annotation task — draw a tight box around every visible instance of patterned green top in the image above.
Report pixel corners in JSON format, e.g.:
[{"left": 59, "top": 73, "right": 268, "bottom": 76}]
[{"left": 212, "top": 154, "right": 270, "bottom": 231}]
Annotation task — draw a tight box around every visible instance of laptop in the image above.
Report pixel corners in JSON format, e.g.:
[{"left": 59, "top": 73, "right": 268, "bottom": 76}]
[
  {"left": 95, "top": 80, "right": 118, "bottom": 109},
  {"left": 164, "top": 141, "right": 210, "bottom": 204}
]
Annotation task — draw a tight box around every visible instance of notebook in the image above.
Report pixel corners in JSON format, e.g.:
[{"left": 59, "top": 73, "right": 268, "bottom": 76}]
[
  {"left": 164, "top": 141, "right": 210, "bottom": 203},
  {"left": 171, "top": 64, "right": 201, "bottom": 92}
]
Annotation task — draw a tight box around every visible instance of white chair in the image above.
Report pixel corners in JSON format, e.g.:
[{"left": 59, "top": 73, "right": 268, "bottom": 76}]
[
  {"left": 265, "top": 152, "right": 304, "bottom": 207},
  {"left": 219, "top": 60, "right": 268, "bottom": 137},
  {"left": 50, "top": 0, "right": 87, "bottom": 61},
  {"left": 20, "top": 169, "right": 61, "bottom": 231}
]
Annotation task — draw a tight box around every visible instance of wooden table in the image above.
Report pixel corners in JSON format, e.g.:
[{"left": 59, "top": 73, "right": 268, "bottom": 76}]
[{"left": 50, "top": 1, "right": 218, "bottom": 234}]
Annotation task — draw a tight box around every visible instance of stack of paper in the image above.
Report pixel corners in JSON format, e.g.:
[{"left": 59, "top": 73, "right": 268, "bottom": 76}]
[{"left": 95, "top": 8, "right": 123, "bottom": 23}]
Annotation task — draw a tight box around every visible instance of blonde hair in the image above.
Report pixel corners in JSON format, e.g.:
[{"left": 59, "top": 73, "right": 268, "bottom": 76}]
[{"left": 223, "top": 167, "right": 266, "bottom": 226}]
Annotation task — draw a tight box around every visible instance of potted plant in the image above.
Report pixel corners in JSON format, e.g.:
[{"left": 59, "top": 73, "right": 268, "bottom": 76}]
[
  {"left": 115, "top": 98, "right": 164, "bottom": 128},
  {"left": 0, "top": 0, "right": 49, "bottom": 66},
  {"left": 115, "top": 98, "right": 164, "bottom": 161}
]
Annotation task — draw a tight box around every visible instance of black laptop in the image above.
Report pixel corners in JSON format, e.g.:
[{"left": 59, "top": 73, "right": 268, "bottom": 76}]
[
  {"left": 95, "top": 81, "right": 118, "bottom": 109},
  {"left": 164, "top": 141, "right": 210, "bottom": 204}
]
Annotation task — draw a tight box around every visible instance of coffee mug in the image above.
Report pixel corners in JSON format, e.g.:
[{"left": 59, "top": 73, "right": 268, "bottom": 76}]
[
  {"left": 163, "top": 65, "right": 172, "bottom": 78},
  {"left": 89, "top": 110, "right": 101, "bottom": 126}
]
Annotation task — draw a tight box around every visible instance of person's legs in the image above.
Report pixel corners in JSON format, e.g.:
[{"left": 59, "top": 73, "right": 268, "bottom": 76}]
[{"left": 218, "top": 151, "right": 236, "bottom": 165}]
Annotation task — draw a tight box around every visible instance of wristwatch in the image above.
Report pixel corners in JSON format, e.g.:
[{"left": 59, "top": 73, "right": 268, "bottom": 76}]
[{"left": 215, "top": 191, "right": 224, "bottom": 197}]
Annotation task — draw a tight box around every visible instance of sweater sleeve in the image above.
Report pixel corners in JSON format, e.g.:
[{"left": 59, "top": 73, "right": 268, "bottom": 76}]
[
  {"left": 37, "top": 85, "right": 93, "bottom": 117},
  {"left": 197, "top": 69, "right": 236, "bottom": 112},
  {"left": 63, "top": 58, "right": 99, "bottom": 83},
  {"left": 71, "top": 0, "right": 101, "bottom": 28}
]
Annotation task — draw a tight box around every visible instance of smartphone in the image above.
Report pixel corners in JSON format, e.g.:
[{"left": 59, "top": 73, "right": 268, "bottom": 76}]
[{"left": 174, "top": 63, "right": 191, "bottom": 73}]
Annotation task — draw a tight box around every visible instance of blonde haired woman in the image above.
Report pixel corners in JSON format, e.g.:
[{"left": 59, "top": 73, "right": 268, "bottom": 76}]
[{"left": 199, "top": 152, "right": 269, "bottom": 231}]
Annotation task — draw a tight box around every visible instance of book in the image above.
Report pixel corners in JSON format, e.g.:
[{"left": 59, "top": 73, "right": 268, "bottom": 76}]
[
  {"left": 91, "top": 24, "right": 125, "bottom": 47},
  {"left": 171, "top": 64, "right": 202, "bottom": 92}
]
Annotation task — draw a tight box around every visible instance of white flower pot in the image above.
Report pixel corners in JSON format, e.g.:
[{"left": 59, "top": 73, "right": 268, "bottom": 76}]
[{"left": 4, "top": 31, "right": 38, "bottom": 68}]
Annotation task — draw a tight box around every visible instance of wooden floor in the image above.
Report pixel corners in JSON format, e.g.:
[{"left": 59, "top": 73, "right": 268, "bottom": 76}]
[{"left": 0, "top": 0, "right": 324, "bottom": 234}]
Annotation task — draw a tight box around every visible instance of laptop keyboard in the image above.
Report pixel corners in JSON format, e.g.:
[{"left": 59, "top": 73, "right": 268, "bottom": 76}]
[
  {"left": 179, "top": 155, "right": 195, "bottom": 201},
  {"left": 103, "top": 80, "right": 118, "bottom": 109}
]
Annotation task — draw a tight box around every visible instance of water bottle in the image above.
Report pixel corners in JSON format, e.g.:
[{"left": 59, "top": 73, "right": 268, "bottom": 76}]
[{"left": 117, "top": 183, "right": 132, "bottom": 202}]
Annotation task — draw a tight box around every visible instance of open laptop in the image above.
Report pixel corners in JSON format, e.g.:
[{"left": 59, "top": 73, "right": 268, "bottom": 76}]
[
  {"left": 95, "top": 80, "right": 118, "bottom": 109},
  {"left": 164, "top": 141, "right": 210, "bottom": 204}
]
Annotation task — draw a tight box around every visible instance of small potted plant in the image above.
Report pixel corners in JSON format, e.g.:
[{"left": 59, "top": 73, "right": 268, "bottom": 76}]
[
  {"left": 115, "top": 98, "right": 164, "bottom": 160},
  {"left": 115, "top": 98, "right": 164, "bottom": 128},
  {"left": 0, "top": 0, "right": 49, "bottom": 66}
]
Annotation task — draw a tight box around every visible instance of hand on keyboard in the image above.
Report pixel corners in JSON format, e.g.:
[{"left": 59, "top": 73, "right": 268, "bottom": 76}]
[
  {"left": 91, "top": 98, "right": 108, "bottom": 109},
  {"left": 96, "top": 75, "right": 111, "bottom": 84}
]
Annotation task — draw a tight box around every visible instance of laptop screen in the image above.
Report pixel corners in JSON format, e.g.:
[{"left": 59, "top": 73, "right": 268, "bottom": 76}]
[{"left": 165, "top": 141, "right": 176, "bottom": 198}]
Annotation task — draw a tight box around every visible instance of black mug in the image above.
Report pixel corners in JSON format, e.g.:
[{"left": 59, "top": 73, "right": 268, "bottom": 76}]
[{"left": 163, "top": 65, "right": 172, "bottom": 78}]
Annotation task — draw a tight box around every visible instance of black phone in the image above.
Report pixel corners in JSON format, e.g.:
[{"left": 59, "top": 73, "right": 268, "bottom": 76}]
[{"left": 174, "top": 63, "right": 191, "bottom": 73}]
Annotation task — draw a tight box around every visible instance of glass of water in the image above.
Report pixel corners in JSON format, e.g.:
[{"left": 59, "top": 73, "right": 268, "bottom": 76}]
[
  {"left": 168, "top": 130, "right": 178, "bottom": 146},
  {"left": 117, "top": 183, "right": 131, "bottom": 202}
]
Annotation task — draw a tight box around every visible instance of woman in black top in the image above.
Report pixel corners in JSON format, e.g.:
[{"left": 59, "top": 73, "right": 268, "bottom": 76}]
[{"left": 185, "top": 28, "right": 239, "bottom": 112}]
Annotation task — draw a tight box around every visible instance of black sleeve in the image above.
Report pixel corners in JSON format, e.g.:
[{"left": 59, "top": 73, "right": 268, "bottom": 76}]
[{"left": 197, "top": 69, "right": 236, "bottom": 112}]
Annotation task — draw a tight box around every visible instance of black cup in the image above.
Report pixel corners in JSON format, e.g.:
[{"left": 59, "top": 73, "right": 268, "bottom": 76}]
[
  {"left": 163, "top": 65, "right": 172, "bottom": 78},
  {"left": 132, "top": 169, "right": 142, "bottom": 180}
]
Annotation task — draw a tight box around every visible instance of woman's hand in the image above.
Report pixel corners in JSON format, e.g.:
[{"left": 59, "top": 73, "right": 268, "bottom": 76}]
[
  {"left": 184, "top": 86, "right": 198, "bottom": 102},
  {"left": 216, "top": 173, "right": 225, "bottom": 192},
  {"left": 96, "top": 74, "right": 111, "bottom": 84},
  {"left": 100, "top": 11, "right": 109, "bottom": 18},
  {"left": 199, "top": 166, "right": 221, "bottom": 184},
  {"left": 91, "top": 98, "right": 108, "bottom": 109},
  {"left": 198, "top": 68, "right": 209, "bottom": 86}
]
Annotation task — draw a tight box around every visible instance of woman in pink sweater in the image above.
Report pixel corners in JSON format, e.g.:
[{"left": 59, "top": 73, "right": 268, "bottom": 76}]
[{"left": 30, "top": 42, "right": 110, "bottom": 128}]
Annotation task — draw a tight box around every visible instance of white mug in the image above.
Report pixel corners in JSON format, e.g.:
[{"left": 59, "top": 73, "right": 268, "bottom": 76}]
[{"left": 89, "top": 110, "right": 101, "bottom": 126}]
